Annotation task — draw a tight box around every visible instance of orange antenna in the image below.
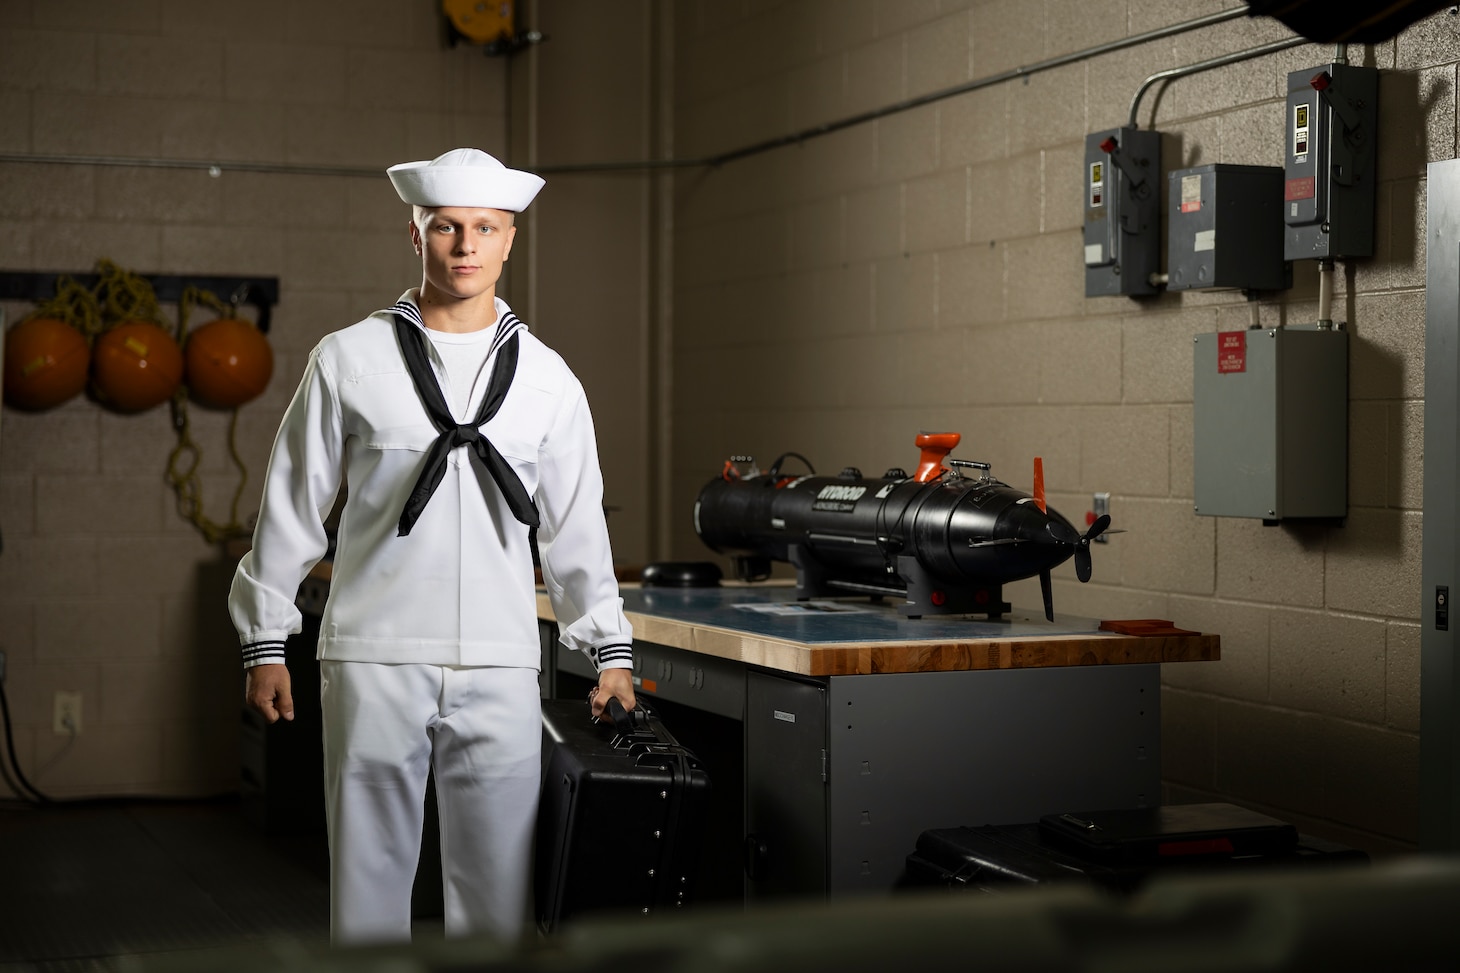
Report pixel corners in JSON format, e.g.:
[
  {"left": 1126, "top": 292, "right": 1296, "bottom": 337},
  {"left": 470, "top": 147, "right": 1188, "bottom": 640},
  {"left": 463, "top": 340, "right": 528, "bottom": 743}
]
[
  {"left": 914, "top": 432, "right": 961, "bottom": 483},
  {"left": 1032, "top": 457, "right": 1046, "bottom": 513}
]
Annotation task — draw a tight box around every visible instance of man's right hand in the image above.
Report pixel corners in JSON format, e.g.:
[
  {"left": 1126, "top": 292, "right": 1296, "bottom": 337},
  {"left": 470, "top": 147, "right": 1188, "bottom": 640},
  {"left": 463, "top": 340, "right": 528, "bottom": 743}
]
[{"left": 245, "top": 664, "right": 295, "bottom": 723}]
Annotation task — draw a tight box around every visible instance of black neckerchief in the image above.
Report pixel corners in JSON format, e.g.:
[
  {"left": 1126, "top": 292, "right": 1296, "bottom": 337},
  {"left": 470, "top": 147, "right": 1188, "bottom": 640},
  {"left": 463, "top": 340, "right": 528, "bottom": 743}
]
[{"left": 392, "top": 312, "right": 539, "bottom": 536}]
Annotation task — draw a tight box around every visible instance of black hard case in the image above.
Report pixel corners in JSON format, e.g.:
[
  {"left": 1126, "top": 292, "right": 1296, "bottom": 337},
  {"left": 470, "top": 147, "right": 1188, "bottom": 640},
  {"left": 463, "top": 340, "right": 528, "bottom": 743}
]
[
  {"left": 905, "top": 805, "right": 1365, "bottom": 895},
  {"left": 1037, "top": 803, "right": 1299, "bottom": 865},
  {"left": 535, "top": 698, "right": 710, "bottom": 931},
  {"left": 905, "top": 824, "right": 1138, "bottom": 893}
]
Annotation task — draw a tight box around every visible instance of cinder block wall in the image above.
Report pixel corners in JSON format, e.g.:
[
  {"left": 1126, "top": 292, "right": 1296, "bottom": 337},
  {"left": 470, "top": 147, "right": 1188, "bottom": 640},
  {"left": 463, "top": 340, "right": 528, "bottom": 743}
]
[
  {"left": 0, "top": 0, "right": 509, "bottom": 797},
  {"left": 0, "top": 0, "right": 1443, "bottom": 858},
  {"left": 669, "top": 0, "right": 1445, "bottom": 854}
]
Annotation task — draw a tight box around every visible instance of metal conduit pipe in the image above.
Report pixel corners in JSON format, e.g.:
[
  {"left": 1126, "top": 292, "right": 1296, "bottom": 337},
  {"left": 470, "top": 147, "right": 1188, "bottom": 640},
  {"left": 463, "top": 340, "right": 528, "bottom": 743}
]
[
  {"left": 1127, "top": 34, "right": 1311, "bottom": 129},
  {"left": 0, "top": 153, "right": 382, "bottom": 179},
  {"left": 706, "top": 5, "right": 1255, "bottom": 166},
  {"left": 1317, "top": 258, "right": 1336, "bottom": 328},
  {"left": 0, "top": 7, "right": 1258, "bottom": 179},
  {"left": 0, "top": 150, "right": 707, "bottom": 180}
]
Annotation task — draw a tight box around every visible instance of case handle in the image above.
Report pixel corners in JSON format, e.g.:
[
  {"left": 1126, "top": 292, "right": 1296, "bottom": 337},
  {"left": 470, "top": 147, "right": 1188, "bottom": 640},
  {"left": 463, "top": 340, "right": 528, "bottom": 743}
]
[{"left": 606, "top": 695, "right": 652, "bottom": 739}]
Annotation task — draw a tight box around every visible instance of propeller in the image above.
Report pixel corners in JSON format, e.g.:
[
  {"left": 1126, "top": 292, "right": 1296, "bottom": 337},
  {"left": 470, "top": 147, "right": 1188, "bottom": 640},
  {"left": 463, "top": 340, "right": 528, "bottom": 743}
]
[
  {"left": 1073, "top": 514, "right": 1111, "bottom": 583},
  {"left": 1039, "top": 570, "right": 1054, "bottom": 622}
]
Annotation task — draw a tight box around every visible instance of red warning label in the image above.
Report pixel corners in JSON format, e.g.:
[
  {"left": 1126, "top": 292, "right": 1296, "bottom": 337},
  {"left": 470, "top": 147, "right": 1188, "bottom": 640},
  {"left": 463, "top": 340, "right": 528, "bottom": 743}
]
[
  {"left": 1285, "top": 176, "right": 1316, "bottom": 201},
  {"left": 1217, "top": 331, "right": 1246, "bottom": 374}
]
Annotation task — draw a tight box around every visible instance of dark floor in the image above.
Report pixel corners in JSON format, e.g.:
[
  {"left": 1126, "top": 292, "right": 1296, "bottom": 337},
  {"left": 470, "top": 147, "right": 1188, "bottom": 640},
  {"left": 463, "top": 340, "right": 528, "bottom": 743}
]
[
  {"left": 8, "top": 796, "right": 1459, "bottom": 973},
  {"left": 0, "top": 798, "right": 337, "bottom": 972}
]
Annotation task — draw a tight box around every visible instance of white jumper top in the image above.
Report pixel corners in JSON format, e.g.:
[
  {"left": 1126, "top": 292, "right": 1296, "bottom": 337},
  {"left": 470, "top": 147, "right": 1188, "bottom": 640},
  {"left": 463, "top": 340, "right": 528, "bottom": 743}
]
[{"left": 229, "top": 291, "right": 633, "bottom": 672}]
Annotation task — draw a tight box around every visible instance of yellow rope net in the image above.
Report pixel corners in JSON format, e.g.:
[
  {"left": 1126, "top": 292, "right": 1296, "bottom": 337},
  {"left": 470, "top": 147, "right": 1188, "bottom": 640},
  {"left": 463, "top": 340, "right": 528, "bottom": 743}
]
[
  {"left": 93, "top": 259, "right": 166, "bottom": 329},
  {"left": 166, "top": 285, "right": 254, "bottom": 545},
  {"left": 19, "top": 274, "right": 104, "bottom": 339},
  {"left": 18, "top": 261, "right": 258, "bottom": 544}
]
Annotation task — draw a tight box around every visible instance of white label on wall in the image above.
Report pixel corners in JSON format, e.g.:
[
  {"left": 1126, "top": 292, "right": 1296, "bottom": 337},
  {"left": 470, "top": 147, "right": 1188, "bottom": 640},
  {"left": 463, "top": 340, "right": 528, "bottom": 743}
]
[
  {"left": 1084, "top": 243, "right": 1103, "bottom": 266},
  {"left": 1193, "top": 229, "right": 1216, "bottom": 252},
  {"left": 774, "top": 710, "right": 797, "bottom": 724}
]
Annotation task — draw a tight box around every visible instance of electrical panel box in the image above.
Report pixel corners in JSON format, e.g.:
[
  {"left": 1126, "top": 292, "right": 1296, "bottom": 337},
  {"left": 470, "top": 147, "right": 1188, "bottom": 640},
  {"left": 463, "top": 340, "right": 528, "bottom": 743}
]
[
  {"left": 1168, "top": 164, "right": 1289, "bottom": 292},
  {"left": 1193, "top": 325, "right": 1347, "bottom": 521},
  {"left": 1084, "top": 127, "right": 1162, "bottom": 297},
  {"left": 1284, "top": 63, "right": 1379, "bottom": 260}
]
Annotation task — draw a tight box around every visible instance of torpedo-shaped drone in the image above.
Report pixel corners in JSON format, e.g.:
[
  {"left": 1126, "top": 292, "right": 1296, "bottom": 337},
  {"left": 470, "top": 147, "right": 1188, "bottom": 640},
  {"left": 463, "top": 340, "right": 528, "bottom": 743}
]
[{"left": 693, "top": 432, "right": 1112, "bottom": 621}]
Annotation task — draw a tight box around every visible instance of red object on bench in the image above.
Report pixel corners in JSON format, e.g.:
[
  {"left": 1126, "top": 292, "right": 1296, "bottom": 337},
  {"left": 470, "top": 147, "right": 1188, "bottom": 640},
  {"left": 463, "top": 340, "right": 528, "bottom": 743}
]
[{"left": 1099, "top": 619, "right": 1199, "bottom": 637}]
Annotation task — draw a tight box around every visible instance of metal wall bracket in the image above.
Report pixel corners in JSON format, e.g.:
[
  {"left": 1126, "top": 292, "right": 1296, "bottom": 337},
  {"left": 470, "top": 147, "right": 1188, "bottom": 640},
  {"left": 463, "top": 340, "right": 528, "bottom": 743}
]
[{"left": 0, "top": 271, "right": 280, "bottom": 332}]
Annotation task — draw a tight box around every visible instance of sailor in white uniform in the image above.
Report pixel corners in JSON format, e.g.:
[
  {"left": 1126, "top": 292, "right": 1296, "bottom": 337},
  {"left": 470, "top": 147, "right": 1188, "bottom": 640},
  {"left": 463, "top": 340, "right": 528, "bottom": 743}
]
[{"left": 229, "top": 148, "right": 635, "bottom": 945}]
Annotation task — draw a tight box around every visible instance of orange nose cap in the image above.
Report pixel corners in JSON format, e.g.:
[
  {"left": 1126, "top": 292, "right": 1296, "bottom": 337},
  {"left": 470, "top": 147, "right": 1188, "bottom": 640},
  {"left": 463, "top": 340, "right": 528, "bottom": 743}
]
[{"left": 913, "top": 432, "right": 961, "bottom": 483}]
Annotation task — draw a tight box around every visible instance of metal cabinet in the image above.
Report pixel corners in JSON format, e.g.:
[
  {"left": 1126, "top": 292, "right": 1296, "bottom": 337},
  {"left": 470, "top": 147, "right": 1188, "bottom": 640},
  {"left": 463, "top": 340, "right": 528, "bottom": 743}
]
[
  {"left": 745, "top": 671, "right": 828, "bottom": 900},
  {"left": 542, "top": 623, "right": 1161, "bottom": 902},
  {"left": 824, "top": 666, "right": 1159, "bottom": 894}
]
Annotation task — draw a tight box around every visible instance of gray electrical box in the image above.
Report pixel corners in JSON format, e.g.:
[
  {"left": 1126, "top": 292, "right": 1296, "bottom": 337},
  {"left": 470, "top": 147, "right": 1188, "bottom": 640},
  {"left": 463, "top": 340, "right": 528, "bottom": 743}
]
[
  {"left": 1084, "top": 127, "right": 1161, "bottom": 297},
  {"left": 1193, "top": 325, "right": 1347, "bottom": 521},
  {"left": 1168, "top": 164, "right": 1289, "bottom": 292},
  {"left": 1284, "top": 62, "right": 1379, "bottom": 260}
]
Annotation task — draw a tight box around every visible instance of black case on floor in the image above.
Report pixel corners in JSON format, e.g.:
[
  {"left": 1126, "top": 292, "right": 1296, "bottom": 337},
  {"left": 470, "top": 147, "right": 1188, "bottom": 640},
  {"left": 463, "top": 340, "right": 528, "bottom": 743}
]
[
  {"left": 535, "top": 698, "right": 710, "bottom": 932},
  {"left": 904, "top": 805, "right": 1367, "bottom": 895},
  {"left": 1038, "top": 803, "right": 1299, "bottom": 865},
  {"left": 905, "top": 824, "right": 1141, "bottom": 893}
]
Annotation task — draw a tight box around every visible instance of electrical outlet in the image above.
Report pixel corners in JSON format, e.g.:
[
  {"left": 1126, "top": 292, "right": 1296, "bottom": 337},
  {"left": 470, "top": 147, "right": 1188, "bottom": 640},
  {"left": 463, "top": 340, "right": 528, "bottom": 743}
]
[{"left": 53, "top": 690, "right": 82, "bottom": 736}]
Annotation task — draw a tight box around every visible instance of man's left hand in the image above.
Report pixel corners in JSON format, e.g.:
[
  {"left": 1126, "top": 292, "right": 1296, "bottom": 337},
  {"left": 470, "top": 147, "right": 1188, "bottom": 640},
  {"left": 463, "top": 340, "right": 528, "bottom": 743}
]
[{"left": 590, "top": 667, "right": 636, "bottom": 722}]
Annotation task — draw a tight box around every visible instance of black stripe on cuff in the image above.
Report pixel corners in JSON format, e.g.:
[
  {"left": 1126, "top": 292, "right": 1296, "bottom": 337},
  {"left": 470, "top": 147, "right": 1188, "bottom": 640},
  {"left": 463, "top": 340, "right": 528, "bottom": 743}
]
[
  {"left": 242, "top": 641, "right": 286, "bottom": 667},
  {"left": 595, "top": 643, "right": 633, "bottom": 665}
]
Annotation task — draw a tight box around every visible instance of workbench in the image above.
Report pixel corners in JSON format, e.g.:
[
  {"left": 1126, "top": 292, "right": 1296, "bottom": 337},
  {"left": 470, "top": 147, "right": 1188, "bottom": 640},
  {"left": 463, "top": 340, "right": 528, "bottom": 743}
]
[{"left": 537, "top": 583, "right": 1219, "bottom": 902}]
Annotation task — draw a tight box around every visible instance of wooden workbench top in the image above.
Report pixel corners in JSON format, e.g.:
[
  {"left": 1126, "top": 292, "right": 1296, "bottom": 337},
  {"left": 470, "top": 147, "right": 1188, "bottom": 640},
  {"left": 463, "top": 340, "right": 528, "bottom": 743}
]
[
  {"left": 537, "top": 587, "right": 1219, "bottom": 678},
  {"left": 273, "top": 541, "right": 1219, "bottom": 678}
]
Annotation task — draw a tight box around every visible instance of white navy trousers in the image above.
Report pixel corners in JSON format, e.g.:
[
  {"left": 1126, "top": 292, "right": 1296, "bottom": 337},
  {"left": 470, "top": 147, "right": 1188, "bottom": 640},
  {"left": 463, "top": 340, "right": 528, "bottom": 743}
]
[{"left": 320, "top": 660, "right": 542, "bottom": 945}]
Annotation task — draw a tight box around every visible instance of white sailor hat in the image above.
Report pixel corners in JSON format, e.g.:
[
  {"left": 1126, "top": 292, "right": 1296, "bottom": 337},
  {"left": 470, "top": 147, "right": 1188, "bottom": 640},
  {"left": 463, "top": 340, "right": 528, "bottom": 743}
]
[{"left": 387, "top": 148, "right": 545, "bottom": 212}]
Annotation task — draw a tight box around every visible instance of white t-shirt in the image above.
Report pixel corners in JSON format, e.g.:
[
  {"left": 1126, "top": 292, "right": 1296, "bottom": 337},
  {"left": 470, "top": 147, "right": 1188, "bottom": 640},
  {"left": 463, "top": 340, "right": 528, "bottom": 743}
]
[{"left": 427, "top": 324, "right": 496, "bottom": 419}]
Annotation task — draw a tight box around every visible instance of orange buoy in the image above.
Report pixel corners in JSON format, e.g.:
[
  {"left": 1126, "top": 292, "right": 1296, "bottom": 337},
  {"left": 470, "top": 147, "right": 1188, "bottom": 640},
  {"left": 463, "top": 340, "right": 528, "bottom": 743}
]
[
  {"left": 3, "top": 317, "right": 91, "bottom": 411},
  {"left": 184, "top": 317, "right": 273, "bottom": 409},
  {"left": 91, "top": 320, "right": 184, "bottom": 412}
]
